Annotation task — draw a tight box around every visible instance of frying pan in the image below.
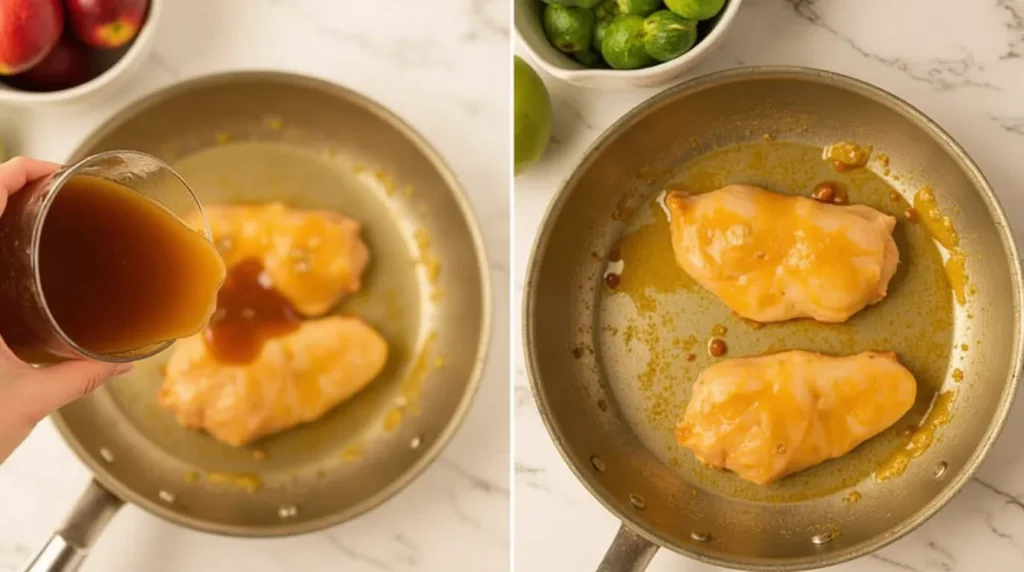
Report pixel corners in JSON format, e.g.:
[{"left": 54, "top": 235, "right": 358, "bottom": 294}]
[
  {"left": 523, "top": 67, "right": 1024, "bottom": 571},
  {"left": 21, "top": 71, "right": 490, "bottom": 571}
]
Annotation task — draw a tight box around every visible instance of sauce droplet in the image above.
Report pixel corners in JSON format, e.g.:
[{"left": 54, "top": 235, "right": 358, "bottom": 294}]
[
  {"left": 810, "top": 182, "right": 836, "bottom": 203},
  {"left": 708, "top": 338, "right": 727, "bottom": 357},
  {"left": 811, "top": 182, "right": 848, "bottom": 205},
  {"left": 823, "top": 141, "right": 872, "bottom": 171},
  {"left": 605, "top": 273, "right": 621, "bottom": 289}
]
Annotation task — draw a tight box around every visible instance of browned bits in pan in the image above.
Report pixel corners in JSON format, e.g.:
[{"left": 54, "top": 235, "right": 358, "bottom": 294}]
[
  {"left": 708, "top": 338, "right": 727, "bottom": 357},
  {"left": 811, "top": 182, "right": 848, "bottom": 205},
  {"left": 685, "top": 353, "right": 696, "bottom": 362},
  {"left": 608, "top": 246, "right": 621, "bottom": 262},
  {"left": 824, "top": 141, "right": 872, "bottom": 171},
  {"left": 811, "top": 182, "right": 836, "bottom": 203}
]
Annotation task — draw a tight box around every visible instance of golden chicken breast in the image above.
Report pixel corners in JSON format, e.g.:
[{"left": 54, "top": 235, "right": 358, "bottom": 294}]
[
  {"left": 676, "top": 350, "right": 916, "bottom": 485},
  {"left": 667, "top": 185, "right": 899, "bottom": 323},
  {"left": 159, "top": 316, "right": 388, "bottom": 447},
  {"left": 190, "top": 203, "right": 369, "bottom": 317}
]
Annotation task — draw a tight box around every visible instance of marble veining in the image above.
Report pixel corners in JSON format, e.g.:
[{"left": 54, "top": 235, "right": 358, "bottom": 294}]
[{"left": 515, "top": 0, "right": 1024, "bottom": 570}]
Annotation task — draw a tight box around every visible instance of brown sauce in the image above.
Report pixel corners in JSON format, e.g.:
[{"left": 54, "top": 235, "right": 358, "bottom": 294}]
[
  {"left": 810, "top": 181, "right": 849, "bottom": 205},
  {"left": 708, "top": 338, "right": 727, "bottom": 357},
  {"left": 203, "top": 258, "right": 301, "bottom": 364},
  {"left": 13, "top": 175, "right": 224, "bottom": 356}
]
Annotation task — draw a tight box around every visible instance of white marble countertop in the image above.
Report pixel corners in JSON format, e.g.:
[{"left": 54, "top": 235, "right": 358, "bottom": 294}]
[
  {"left": 0, "top": 1, "right": 509, "bottom": 571},
  {"left": 515, "top": 0, "right": 1024, "bottom": 571}
]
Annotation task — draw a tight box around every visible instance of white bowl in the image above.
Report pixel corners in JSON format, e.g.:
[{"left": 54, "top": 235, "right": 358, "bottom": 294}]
[
  {"left": 0, "top": 0, "right": 161, "bottom": 106},
  {"left": 515, "top": 0, "right": 744, "bottom": 89}
]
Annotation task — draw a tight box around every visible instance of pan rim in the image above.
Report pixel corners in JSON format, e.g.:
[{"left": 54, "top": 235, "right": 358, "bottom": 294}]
[
  {"left": 522, "top": 65, "right": 1024, "bottom": 570},
  {"left": 51, "top": 69, "right": 493, "bottom": 537}
]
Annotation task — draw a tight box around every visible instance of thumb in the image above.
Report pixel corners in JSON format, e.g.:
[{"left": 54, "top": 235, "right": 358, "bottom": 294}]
[{"left": 16, "top": 360, "right": 132, "bottom": 423}]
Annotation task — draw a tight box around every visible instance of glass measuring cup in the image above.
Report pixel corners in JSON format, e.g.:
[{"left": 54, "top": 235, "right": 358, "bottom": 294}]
[{"left": 0, "top": 150, "right": 223, "bottom": 364}]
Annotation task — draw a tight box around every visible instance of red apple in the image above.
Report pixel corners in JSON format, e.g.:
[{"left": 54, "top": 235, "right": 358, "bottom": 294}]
[
  {"left": 66, "top": 0, "right": 149, "bottom": 49},
  {"left": 6, "top": 34, "right": 92, "bottom": 92},
  {"left": 0, "top": 0, "right": 64, "bottom": 75}
]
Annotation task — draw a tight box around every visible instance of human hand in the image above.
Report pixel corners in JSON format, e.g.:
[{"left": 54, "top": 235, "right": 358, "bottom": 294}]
[{"left": 0, "top": 157, "right": 131, "bottom": 463}]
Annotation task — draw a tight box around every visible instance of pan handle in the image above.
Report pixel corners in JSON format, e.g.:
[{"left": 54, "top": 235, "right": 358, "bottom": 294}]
[
  {"left": 597, "top": 524, "right": 659, "bottom": 572},
  {"left": 19, "top": 479, "right": 124, "bottom": 572}
]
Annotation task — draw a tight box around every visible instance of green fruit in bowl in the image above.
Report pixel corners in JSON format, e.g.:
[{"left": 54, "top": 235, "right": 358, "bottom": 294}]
[
  {"left": 593, "top": 0, "right": 620, "bottom": 50},
  {"left": 573, "top": 49, "right": 606, "bottom": 67},
  {"left": 664, "top": 0, "right": 726, "bottom": 20},
  {"left": 541, "top": 0, "right": 603, "bottom": 7},
  {"left": 595, "top": 0, "right": 621, "bottom": 18},
  {"left": 593, "top": 16, "right": 613, "bottom": 51},
  {"left": 600, "top": 14, "right": 656, "bottom": 70},
  {"left": 643, "top": 10, "right": 697, "bottom": 61},
  {"left": 514, "top": 56, "right": 553, "bottom": 176},
  {"left": 543, "top": 5, "right": 596, "bottom": 54},
  {"left": 616, "top": 0, "right": 664, "bottom": 16}
]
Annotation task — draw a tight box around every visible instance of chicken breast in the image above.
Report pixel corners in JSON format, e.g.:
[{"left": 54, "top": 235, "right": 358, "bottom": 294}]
[
  {"left": 666, "top": 185, "right": 899, "bottom": 323},
  {"left": 676, "top": 350, "right": 916, "bottom": 485},
  {"left": 159, "top": 316, "right": 388, "bottom": 447},
  {"left": 191, "top": 203, "right": 369, "bottom": 317}
]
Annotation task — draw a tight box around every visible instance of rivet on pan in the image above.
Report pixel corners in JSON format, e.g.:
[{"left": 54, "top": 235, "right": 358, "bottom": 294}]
[
  {"left": 811, "top": 532, "right": 834, "bottom": 546},
  {"left": 590, "top": 456, "right": 606, "bottom": 473},
  {"left": 629, "top": 493, "right": 646, "bottom": 510},
  {"left": 158, "top": 490, "right": 176, "bottom": 504},
  {"left": 99, "top": 447, "right": 115, "bottom": 463},
  {"left": 690, "top": 531, "right": 711, "bottom": 543},
  {"left": 934, "top": 461, "right": 948, "bottom": 479},
  {"left": 597, "top": 399, "right": 608, "bottom": 412},
  {"left": 278, "top": 505, "right": 299, "bottom": 519},
  {"left": 410, "top": 436, "right": 422, "bottom": 449}
]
